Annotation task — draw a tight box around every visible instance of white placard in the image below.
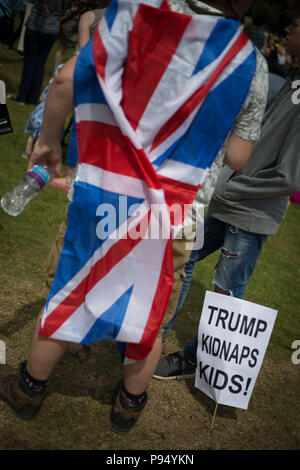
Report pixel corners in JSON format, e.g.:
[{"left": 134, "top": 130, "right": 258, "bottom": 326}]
[
  {"left": 195, "top": 291, "right": 277, "bottom": 410},
  {"left": 0, "top": 340, "right": 5, "bottom": 364}
]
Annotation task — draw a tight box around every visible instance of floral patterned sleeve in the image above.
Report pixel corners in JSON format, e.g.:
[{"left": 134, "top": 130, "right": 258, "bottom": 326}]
[
  {"left": 232, "top": 51, "right": 269, "bottom": 141},
  {"left": 190, "top": 51, "right": 269, "bottom": 210}
]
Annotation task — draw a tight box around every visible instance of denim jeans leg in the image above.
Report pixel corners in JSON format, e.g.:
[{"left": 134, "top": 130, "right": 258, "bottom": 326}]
[
  {"left": 182, "top": 336, "right": 198, "bottom": 365},
  {"left": 213, "top": 226, "right": 268, "bottom": 299},
  {"left": 182, "top": 227, "right": 267, "bottom": 365}
]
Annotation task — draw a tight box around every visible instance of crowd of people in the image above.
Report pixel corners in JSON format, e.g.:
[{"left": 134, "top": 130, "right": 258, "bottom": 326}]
[
  {"left": 0, "top": 0, "right": 299, "bottom": 438},
  {"left": 244, "top": 18, "right": 298, "bottom": 78}
]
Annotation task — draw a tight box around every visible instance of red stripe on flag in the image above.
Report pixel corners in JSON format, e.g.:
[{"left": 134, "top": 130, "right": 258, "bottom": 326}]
[
  {"left": 158, "top": 173, "right": 199, "bottom": 226},
  {"left": 160, "top": 0, "right": 171, "bottom": 11},
  {"left": 120, "top": 3, "right": 191, "bottom": 130},
  {"left": 150, "top": 31, "right": 249, "bottom": 152},
  {"left": 76, "top": 120, "right": 162, "bottom": 191},
  {"left": 93, "top": 24, "right": 107, "bottom": 82},
  {"left": 40, "top": 211, "right": 153, "bottom": 338},
  {"left": 124, "top": 236, "right": 174, "bottom": 361},
  {"left": 158, "top": 173, "right": 198, "bottom": 209}
]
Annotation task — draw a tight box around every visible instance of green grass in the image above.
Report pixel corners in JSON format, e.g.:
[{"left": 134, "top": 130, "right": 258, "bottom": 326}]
[{"left": 0, "top": 41, "right": 299, "bottom": 451}]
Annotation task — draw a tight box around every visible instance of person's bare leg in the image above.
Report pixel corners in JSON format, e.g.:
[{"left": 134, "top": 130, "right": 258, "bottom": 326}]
[
  {"left": 26, "top": 309, "right": 69, "bottom": 381},
  {"left": 25, "top": 135, "right": 35, "bottom": 155},
  {"left": 123, "top": 335, "right": 162, "bottom": 395}
]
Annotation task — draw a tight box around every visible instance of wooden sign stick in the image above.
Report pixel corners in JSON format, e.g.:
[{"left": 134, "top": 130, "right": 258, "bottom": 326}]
[{"left": 210, "top": 403, "right": 218, "bottom": 432}]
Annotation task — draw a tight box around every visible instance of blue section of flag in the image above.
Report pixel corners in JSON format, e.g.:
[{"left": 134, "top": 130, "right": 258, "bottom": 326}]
[
  {"left": 152, "top": 49, "right": 256, "bottom": 169},
  {"left": 104, "top": 0, "right": 118, "bottom": 31},
  {"left": 74, "top": 38, "right": 107, "bottom": 107},
  {"left": 80, "top": 285, "right": 134, "bottom": 343},
  {"left": 47, "top": 182, "right": 144, "bottom": 305},
  {"left": 192, "top": 19, "right": 240, "bottom": 76}
]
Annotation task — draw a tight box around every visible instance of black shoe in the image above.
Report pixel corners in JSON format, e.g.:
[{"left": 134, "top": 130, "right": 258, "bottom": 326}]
[
  {"left": 110, "top": 382, "right": 148, "bottom": 434},
  {"left": 153, "top": 351, "right": 196, "bottom": 380},
  {"left": 0, "top": 364, "right": 46, "bottom": 420}
]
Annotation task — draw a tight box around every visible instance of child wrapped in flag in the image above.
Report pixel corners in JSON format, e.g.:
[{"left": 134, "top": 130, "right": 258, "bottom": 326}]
[{"left": 0, "top": 0, "right": 268, "bottom": 434}]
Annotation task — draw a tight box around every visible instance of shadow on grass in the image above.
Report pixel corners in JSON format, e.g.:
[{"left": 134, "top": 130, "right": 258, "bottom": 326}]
[
  {"left": 0, "top": 298, "right": 45, "bottom": 338},
  {"left": 185, "top": 380, "right": 238, "bottom": 421},
  {"left": 49, "top": 340, "right": 123, "bottom": 406}
]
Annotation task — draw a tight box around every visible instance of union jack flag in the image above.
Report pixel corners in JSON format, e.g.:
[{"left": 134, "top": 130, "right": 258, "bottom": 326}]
[{"left": 39, "top": 0, "right": 256, "bottom": 362}]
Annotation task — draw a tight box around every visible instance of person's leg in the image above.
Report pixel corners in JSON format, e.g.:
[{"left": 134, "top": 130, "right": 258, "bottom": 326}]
[
  {"left": 27, "top": 205, "right": 73, "bottom": 380},
  {"left": 22, "top": 135, "right": 35, "bottom": 158},
  {"left": 123, "top": 335, "right": 162, "bottom": 395},
  {"left": 153, "top": 214, "right": 227, "bottom": 380},
  {"left": 155, "top": 219, "right": 268, "bottom": 378},
  {"left": 120, "top": 229, "right": 191, "bottom": 392},
  {"left": 0, "top": 208, "right": 70, "bottom": 419},
  {"left": 181, "top": 226, "right": 268, "bottom": 365},
  {"left": 111, "top": 335, "right": 163, "bottom": 434},
  {"left": 16, "top": 29, "right": 39, "bottom": 103},
  {"left": 27, "top": 32, "right": 57, "bottom": 105},
  {"left": 212, "top": 225, "right": 268, "bottom": 299},
  {"left": 182, "top": 336, "right": 198, "bottom": 364},
  {"left": 51, "top": 120, "right": 77, "bottom": 188},
  {"left": 111, "top": 230, "right": 193, "bottom": 432},
  {"left": 0, "top": 306, "right": 68, "bottom": 419},
  {"left": 26, "top": 311, "right": 69, "bottom": 381}
]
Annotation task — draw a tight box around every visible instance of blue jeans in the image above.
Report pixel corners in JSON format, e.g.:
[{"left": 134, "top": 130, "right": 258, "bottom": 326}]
[{"left": 163, "top": 212, "right": 268, "bottom": 364}]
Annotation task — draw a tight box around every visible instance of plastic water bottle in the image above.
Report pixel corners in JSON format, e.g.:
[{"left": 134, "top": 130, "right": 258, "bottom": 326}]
[{"left": 1, "top": 165, "right": 51, "bottom": 216}]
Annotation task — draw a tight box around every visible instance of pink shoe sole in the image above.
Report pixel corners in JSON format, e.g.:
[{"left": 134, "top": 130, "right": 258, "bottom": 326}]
[{"left": 50, "top": 179, "right": 70, "bottom": 191}]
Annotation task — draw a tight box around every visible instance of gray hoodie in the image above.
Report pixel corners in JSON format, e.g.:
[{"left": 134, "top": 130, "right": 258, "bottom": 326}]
[{"left": 208, "top": 73, "right": 300, "bottom": 235}]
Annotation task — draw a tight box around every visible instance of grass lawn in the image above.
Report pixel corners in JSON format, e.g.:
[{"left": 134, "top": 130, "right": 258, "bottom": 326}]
[{"left": 0, "top": 41, "right": 299, "bottom": 451}]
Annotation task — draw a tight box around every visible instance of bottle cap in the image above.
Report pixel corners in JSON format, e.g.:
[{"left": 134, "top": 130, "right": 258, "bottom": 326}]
[{"left": 27, "top": 165, "right": 51, "bottom": 189}]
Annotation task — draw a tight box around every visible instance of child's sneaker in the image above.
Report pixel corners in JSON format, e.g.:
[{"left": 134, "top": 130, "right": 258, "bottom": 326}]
[{"left": 153, "top": 351, "right": 196, "bottom": 380}]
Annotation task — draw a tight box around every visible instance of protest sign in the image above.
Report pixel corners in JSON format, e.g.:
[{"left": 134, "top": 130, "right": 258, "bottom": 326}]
[{"left": 195, "top": 291, "right": 277, "bottom": 410}]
